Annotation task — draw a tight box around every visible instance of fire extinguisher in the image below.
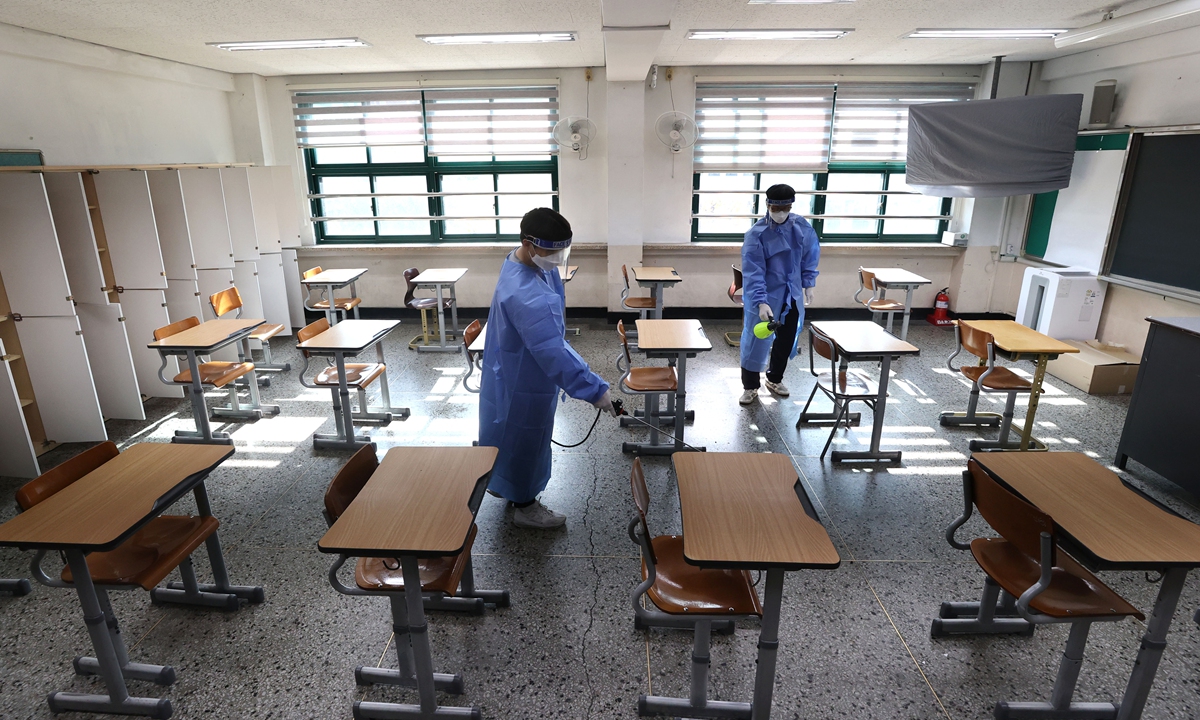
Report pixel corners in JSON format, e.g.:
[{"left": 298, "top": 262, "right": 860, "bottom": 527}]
[{"left": 927, "top": 287, "right": 953, "bottom": 327}]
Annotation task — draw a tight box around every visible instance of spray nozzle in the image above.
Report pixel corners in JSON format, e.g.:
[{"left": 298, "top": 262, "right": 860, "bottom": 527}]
[
  {"left": 753, "top": 320, "right": 783, "bottom": 339},
  {"left": 612, "top": 399, "right": 627, "bottom": 417}
]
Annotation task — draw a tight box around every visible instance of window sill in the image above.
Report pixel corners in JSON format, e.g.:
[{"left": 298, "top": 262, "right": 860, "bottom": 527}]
[
  {"left": 298, "top": 242, "right": 608, "bottom": 254},
  {"left": 652, "top": 242, "right": 963, "bottom": 256}
]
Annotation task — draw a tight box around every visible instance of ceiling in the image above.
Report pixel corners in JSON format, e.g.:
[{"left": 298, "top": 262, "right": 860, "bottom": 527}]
[{"left": 0, "top": 0, "right": 1196, "bottom": 77}]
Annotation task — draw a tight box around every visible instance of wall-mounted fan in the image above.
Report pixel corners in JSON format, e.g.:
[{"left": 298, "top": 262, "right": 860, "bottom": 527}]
[
  {"left": 552, "top": 116, "right": 597, "bottom": 159},
  {"left": 655, "top": 111, "right": 697, "bottom": 154}
]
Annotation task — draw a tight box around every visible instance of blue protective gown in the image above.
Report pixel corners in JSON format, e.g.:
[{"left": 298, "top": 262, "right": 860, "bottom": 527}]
[
  {"left": 479, "top": 251, "right": 610, "bottom": 503},
  {"left": 739, "top": 212, "right": 821, "bottom": 372}
]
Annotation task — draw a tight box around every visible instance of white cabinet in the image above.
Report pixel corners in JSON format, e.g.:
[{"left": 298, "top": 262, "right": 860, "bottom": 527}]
[
  {"left": 281, "top": 248, "right": 307, "bottom": 329},
  {"left": 248, "top": 166, "right": 282, "bottom": 253},
  {"left": 121, "top": 289, "right": 181, "bottom": 399},
  {"left": 221, "top": 168, "right": 261, "bottom": 261},
  {"left": 179, "top": 169, "right": 235, "bottom": 270},
  {"left": 0, "top": 174, "right": 76, "bottom": 317},
  {"left": 165, "top": 279, "right": 204, "bottom": 324},
  {"left": 75, "top": 303, "right": 144, "bottom": 421},
  {"left": 20, "top": 315, "right": 107, "bottom": 442},
  {"left": 91, "top": 171, "right": 168, "bottom": 290},
  {"left": 147, "top": 170, "right": 198, "bottom": 281},
  {"left": 271, "top": 165, "right": 303, "bottom": 248},
  {"left": 44, "top": 173, "right": 110, "bottom": 306},
  {"left": 257, "top": 253, "right": 292, "bottom": 335}
]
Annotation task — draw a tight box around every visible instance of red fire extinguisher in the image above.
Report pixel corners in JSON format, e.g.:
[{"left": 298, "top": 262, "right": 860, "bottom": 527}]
[{"left": 927, "top": 287, "right": 953, "bottom": 327}]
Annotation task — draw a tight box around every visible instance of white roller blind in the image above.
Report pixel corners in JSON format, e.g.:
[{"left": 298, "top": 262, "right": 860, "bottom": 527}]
[
  {"left": 292, "top": 89, "right": 425, "bottom": 148},
  {"left": 424, "top": 86, "right": 558, "bottom": 157},
  {"left": 694, "top": 84, "right": 836, "bottom": 172},
  {"left": 830, "top": 83, "right": 976, "bottom": 163}
]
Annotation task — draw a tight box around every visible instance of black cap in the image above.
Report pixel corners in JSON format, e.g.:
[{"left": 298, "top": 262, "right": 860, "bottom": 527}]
[
  {"left": 765, "top": 184, "right": 796, "bottom": 206},
  {"left": 520, "top": 207, "right": 572, "bottom": 249}
]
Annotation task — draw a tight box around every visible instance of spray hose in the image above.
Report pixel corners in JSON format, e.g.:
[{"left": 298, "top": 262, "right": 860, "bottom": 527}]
[{"left": 550, "top": 398, "right": 701, "bottom": 452}]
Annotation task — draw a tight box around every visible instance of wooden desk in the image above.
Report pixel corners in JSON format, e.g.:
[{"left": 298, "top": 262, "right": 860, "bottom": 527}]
[
  {"left": 148, "top": 318, "right": 279, "bottom": 444},
  {"left": 297, "top": 319, "right": 407, "bottom": 450},
  {"left": 950, "top": 320, "right": 1079, "bottom": 452},
  {"left": 663, "top": 453, "right": 839, "bottom": 719},
  {"left": 626, "top": 320, "right": 712, "bottom": 454},
  {"left": 963, "top": 452, "right": 1200, "bottom": 720},
  {"left": 301, "top": 267, "right": 367, "bottom": 325},
  {"left": 0, "top": 443, "right": 261, "bottom": 718},
  {"left": 631, "top": 266, "right": 681, "bottom": 319},
  {"left": 318, "top": 446, "right": 500, "bottom": 720},
  {"left": 804, "top": 321, "right": 919, "bottom": 463},
  {"left": 411, "top": 268, "right": 467, "bottom": 352},
  {"left": 860, "top": 267, "right": 931, "bottom": 341}
]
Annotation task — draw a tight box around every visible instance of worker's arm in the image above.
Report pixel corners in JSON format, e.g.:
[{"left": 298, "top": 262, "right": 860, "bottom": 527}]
[
  {"left": 799, "top": 222, "right": 821, "bottom": 288},
  {"left": 510, "top": 293, "right": 610, "bottom": 404},
  {"left": 741, "top": 228, "right": 769, "bottom": 310}
]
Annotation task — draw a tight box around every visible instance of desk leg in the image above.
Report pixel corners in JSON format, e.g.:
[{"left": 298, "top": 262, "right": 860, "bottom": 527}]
[
  {"left": 350, "top": 281, "right": 361, "bottom": 319},
  {"left": 357, "top": 340, "right": 410, "bottom": 421},
  {"left": 49, "top": 551, "right": 172, "bottom": 719},
  {"left": 449, "top": 283, "right": 460, "bottom": 338},
  {"left": 900, "top": 287, "right": 914, "bottom": 342},
  {"left": 1019, "top": 355, "right": 1048, "bottom": 451},
  {"left": 436, "top": 284, "right": 448, "bottom": 348},
  {"left": 1115, "top": 567, "right": 1188, "bottom": 720},
  {"left": 832, "top": 355, "right": 900, "bottom": 463},
  {"left": 173, "top": 350, "right": 232, "bottom": 445},
  {"left": 314, "top": 350, "right": 373, "bottom": 450},
  {"left": 653, "top": 283, "right": 664, "bottom": 319},
  {"left": 325, "top": 283, "right": 337, "bottom": 325},
  {"left": 354, "top": 593, "right": 464, "bottom": 694},
  {"left": 750, "top": 568, "right": 786, "bottom": 720},
  {"left": 215, "top": 337, "right": 280, "bottom": 420}
]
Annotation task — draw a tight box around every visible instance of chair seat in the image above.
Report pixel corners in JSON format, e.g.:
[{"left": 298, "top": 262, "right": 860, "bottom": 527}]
[
  {"left": 643, "top": 535, "right": 763, "bottom": 616},
  {"left": 313, "top": 297, "right": 362, "bottom": 311},
  {"left": 250, "top": 323, "right": 286, "bottom": 342},
  {"left": 971, "top": 538, "right": 1144, "bottom": 621},
  {"left": 816, "top": 369, "right": 878, "bottom": 398},
  {"left": 408, "top": 297, "right": 454, "bottom": 311},
  {"left": 62, "top": 516, "right": 220, "bottom": 591},
  {"left": 866, "top": 298, "right": 906, "bottom": 312},
  {"left": 623, "top": 297, "right": 657, "bottom": 310},
  {"left": 355, "top": 525, "right": 477, "bottom": 595},
  {"left": 174, "top": 361, "right": 255, "bottom": 388},
  {"left": 314, "top": 362, "right": 385, "bottom": 388},
  {"left": 625, "top": 366, "right": 678, "bottom": 392},
  {"left": 961, "top": 365, "right": 1032, "bottom": 391}
]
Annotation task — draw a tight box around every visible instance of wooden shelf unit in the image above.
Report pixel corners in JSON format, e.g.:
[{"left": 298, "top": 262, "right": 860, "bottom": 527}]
[
  {"left": 0, "top": 271, "right": 50, "bottom": 462},
  {"left": 80, "top": 172, "right": 122, "bottom": 305}
]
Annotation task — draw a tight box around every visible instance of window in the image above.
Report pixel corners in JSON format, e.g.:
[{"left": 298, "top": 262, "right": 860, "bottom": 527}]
[
  {"left": 692, "top": 81, "right": 972, "bottom": 242},
  {"left": 295, "top": 86, "right": 558, "bottom": 243}
]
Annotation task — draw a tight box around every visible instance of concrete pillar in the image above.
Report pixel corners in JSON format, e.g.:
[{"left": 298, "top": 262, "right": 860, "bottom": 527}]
[{"left": 606, "top": 80, "right": 646, "bottom": 312}]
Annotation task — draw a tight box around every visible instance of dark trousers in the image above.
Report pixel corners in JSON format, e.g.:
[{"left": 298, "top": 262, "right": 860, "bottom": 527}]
[{"left": 742, "top": 299, "right": 801, "bottom": 390}]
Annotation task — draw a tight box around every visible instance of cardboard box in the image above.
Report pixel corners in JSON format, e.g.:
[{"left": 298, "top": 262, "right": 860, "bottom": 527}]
[{"left": 1047, "top": 340, "right": 1141, "bottom": 395}]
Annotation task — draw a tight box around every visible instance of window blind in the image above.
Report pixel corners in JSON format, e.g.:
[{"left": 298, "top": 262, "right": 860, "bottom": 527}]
[
  {"left": 829, "top": 83, "right": 976, "bottom": 163},
  {"left": 694, "top": 84, "right": 836, "bottom": 172},
  {"left": 424, "top": 86, "right": 559, "bottom": 157},
  {"left": 292, "top": 89, "right": 425, "bottom": 148}
]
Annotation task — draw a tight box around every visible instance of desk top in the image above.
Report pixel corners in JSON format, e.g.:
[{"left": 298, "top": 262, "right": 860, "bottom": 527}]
[
  {"left": 635, "top": 319, "right": 712, "bottom": 352},
  {"left": 147, "top": 318, "right": 264, "bottom": 352},
  {"left": 1148, "top": 316, "right": 1200, "bottom": 339},
  {"left": 974, "top": 452, "right": 1200, "bottom": 567},
  {"left": 861, "top": 268, "right": 932, "bottom": 286},
  {"left": 318, "top": 446, "right": 498, "bottom": 557},
  {"left": 297, "top": 319, "right": 400, "bottom": 353},
  {"left": 0, "top": 443, "right": 233, "bottom": 551},
  {"left": 810, "top": 321, "right": 919, "bottom": 358},
  {"left": 958, "top": 320, "right": 1079, "bottom": 356},
  {"left": 467, "top": 322, "right": 488, "bottom": 353},
  {"left": 413, "top": 268, "right": 468, "bottom": 284},
  {"left": 559, "top": 265, "right": 578, "bottom": 283},
  {"left": 674, "top": 453, "right": 840, "bottom": 569},
  {"left": 632, "top": 266, "right": 681, "bottom": 283},
  {"left": 302, "top": 268, "right": 368, "bottom": 286}
]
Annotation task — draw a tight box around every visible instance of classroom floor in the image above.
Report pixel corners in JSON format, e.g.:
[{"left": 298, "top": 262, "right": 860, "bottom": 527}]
[{"left": 2, "top": 318, "right": 1199, "bottom": 720}]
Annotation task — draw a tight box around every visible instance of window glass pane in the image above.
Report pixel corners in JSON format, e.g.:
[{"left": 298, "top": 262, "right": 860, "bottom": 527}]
[
  {"left": 697, "top": 173, "right": 756, "bottom": 234},
  {"left": 314, "top": 147, "right": 367, "bottom": 165},
  {"left": 883, "top": 173, "right": 944, "bottom": 236},
  {"left": 758, "top": 173, "right": 817, "bottom": 215},
  {"left": 319, "top": 176, "right": 375, "bottom": 236},
  {"left": 375, "top": 176, "right": 430, "bottom": 236},
  {"left": 823, "top": 173, "right": 883, "bottom": 235},
  {"left": 498, "top": 154, "right": 552, "bottom": 162},
  {"left": 497, "top": 174, "right": 553, "bottom": 234},
  {"left": 370, "top": 145, "right": 425, "bottom": 164},
  {"left": 438, "top": 155, "right": 495, "bottom": 164},
  {"left": 442, "top": 174, "right": 496, "bottom": 235}
]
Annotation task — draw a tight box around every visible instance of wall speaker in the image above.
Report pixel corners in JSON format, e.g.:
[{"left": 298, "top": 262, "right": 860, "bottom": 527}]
[{"left": 1088, "top": 80, "right": 1118, "bottom": 129}]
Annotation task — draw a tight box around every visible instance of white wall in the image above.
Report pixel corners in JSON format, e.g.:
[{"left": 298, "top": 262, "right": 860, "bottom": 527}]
[{"left": 0, "top": 23, "right": 237, "bottom": 165}]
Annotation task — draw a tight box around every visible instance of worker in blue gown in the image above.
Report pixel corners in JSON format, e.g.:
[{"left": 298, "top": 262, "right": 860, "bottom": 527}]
[
  {"left": 739, "top": 183, "right": 821, "bottom": 406},
  {"left": 478, "top": 208, "right": 616, "bottom": 529}
]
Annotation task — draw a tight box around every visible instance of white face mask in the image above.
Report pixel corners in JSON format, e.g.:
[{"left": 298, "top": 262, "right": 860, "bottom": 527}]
[
  {"left": 769, "top": 209, "right": 790, "bottom": 224},
  {"left": 532, "top": 247, "right": 570, "bottom": 272}
]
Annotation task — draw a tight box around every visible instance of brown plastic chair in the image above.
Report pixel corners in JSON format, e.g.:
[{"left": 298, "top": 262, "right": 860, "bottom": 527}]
[
  {"left": 615, "top": 321, "right": 678, "bottom": 451},
  {"left": 627, "top": 458, "right": 762, "bottom": 713},
  {"left": 620, "top": 265, "right": 656, "bottom": 318},
  {"left": 946, "top": 321, "right": 1033, "bottom": 449},
  {"left": 403, "top": 267, "right": 455, "bottom": 348},
  {"left": 725, "top": 265, "right": 743, "bottom": 347},
  {"left": 855, "top": 268, "right": 905, "bottom": 332},
  {"left": 154, "top": 316, "right": 256, "bottom": 414},
  {"left": 461, "top": 319, "right": 484, "bottom": 393},
  {"left": 934, "top": 459, "right": 1143, "bottom": 716},
  {"left": 297, "top": 318, "right": 389, "bottom": 423},
  {"left": 302, "top": 265, "right": 362, "bottom": 321},
  {"left": 797, "top": 325, "right": 880, "bottom": 459},
  {"left": 208, "top": 286, "right": 290, "bottom": 372}
]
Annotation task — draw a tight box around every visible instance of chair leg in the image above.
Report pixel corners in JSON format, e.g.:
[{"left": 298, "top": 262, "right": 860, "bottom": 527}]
[
  {"left": 931, "top": 576, "right": 1034, "bottom": 637},
  {"left": 819, "top": 398, "right": 848, "bottom": 460},
  {"left": 690, "top": 619, "right": 712, "bottom": 708},
  {"left": 255, "top": 340, "right": 291, "bottom": 372},
  {"left": 997, "top": 392, "right": 1018, "bottom": 445},
  {"left": 994, "top": 621, "right": 1101, "bottom": 719}
]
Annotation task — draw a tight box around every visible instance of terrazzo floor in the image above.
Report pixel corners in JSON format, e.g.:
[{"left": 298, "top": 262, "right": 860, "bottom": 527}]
[{"left": 2, "top": 317, "right": 1198, "bottom": 720}]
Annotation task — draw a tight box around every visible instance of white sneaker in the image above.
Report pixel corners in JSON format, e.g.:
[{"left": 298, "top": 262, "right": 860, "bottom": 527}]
[
  {"left": 764, "top": 380, "right": 790, "bottom": 397},
  {"left": 513, "top": 499, "right": 566, "bottom": 529},
  {"left": 739, "top": 389, "right": 758, "bottom": 406}
]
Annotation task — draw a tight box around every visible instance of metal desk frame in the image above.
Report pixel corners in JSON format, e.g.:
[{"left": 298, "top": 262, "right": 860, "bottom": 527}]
[
  {"left": 301, "top": 268, "right": 367, "bottom": 325},
  {"left": 860, "top": 268, "right": 931, "bottom": 342},
  {"left": 411, "top": 269, "right": 466, "bottom": 354},
  {"left": 622, "top": 320, "right": 710, "bottom": 455},
  {"left": 632, "top": 267, "right": 682, "bottom": 320}
]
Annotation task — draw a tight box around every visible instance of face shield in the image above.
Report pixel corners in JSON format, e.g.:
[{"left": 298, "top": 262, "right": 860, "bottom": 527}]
[
  {"left": 766, "top": 195, "right": 795, "bottom": 225},
  {"left": 523, "top": 234, "right": 572, "bottom": 271}
]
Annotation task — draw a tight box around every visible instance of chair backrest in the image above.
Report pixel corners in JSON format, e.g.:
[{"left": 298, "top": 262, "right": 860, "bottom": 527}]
[
  {"left": 463, "top": 319, "right": 482, "bottom": 351},
  {"left": 17, "top": 441, "right": 119, "bottom": 511},
  {"left": 403, "top": 267, "right": 421, "bottom": 307},
  {"left": 302, "top": 266, "right": 324, "bottom": 281},
  {"left": 324, "top": 445, "right": 379, "bottom": 524},
  {"left": 728, "top": 265, "right": 744, "bottom": 305},
  {"left": 859, "top": 268, "right": 878, "bottom": 293},
  {"left": 958, "top": 322, "right": 994, "bottom": 362},
  {"left": 209, "top": 286, "right": 243, "bottom": 318},
  {"left": 621, "top": 264, "right": 631, "bottom": 291},
  {"left": 629, "top": 458, "right": 657, "bottom": 565},
  {"left": 617, "top": 320, "right": 633, "bottom": 366},
  {"left": 297, "top": 317, "right": 330, "bottom": 344},
  {"left": 153, "top": 316, "right": 200, "bottom": 341},
  {"left": 811, "top": 326, "right": 836, "bottom": 362},
  {"left": 967, "top": 459, "right": 1054, "bottom": 562}
]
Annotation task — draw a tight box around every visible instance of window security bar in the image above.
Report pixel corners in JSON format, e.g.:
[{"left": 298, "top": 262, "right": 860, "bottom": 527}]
[
  {"left": 692, "top": 213, "right": 950, "bottom": 220},
  {"left": 309, "top": 191, "right": 560, "bottom": 199},
  {"left": 311, "top": 215, "right": 537, "bottom": 222},
  {"left": 692, "top": 188, "right": 933, "bottom": 196}
]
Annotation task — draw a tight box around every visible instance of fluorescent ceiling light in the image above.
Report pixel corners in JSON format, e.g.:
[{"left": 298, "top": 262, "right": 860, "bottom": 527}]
[
  {"left": 907, "top": 28, "right": 1067, "bottom": 39},
  {"left": 1055, "top": 0, "right": 1200, "bottom": 47},
  {"left": 208, "top": 38, "right": 370, "bottom": 51},
  {"left": 748, "top": 1, "right": 854, "bottom": 4},
  {"left": 687, "top": 29, "right": 851, "bottom": 40},
  {"left": 418, "top": 32, "right": 577, "bottom": 45}
]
